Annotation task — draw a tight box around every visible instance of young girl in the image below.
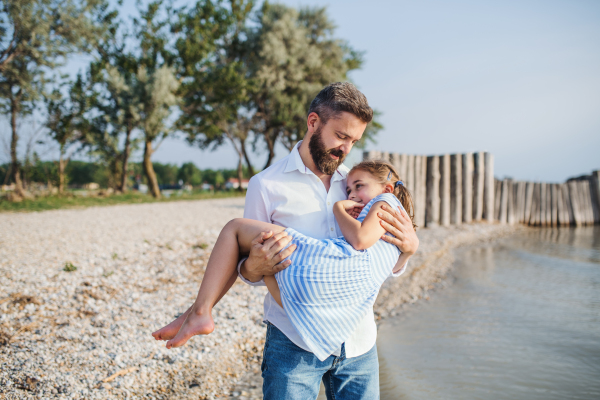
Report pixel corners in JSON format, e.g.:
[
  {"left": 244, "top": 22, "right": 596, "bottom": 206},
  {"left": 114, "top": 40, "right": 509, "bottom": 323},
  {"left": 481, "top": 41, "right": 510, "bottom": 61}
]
[{"left": 152, "top": 160, "right": 416, "bottom": 361}]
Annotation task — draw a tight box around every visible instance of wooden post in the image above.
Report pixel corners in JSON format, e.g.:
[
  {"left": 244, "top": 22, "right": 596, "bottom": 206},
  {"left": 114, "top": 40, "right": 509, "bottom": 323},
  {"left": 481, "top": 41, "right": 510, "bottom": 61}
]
[
  {"left": 494, "top": 179, "right": 502, "bottom": 221},
  {"left": 515, "top": 181, "right": 525, "bottom": 223},
  {"left": 483, "top": 153, "right": 495, "bottom": 222},
  {"left": 417, "top": 155, "right": 427, "bottom": 228},
  {"left": 426, "top": 156, "right": 440, "bottom": 227},
  {"left": 556, "top": 183, "right": 565, "bottom": 225},
  {"left": 462, "top": 153, "right": 474, "bottom": 223},
  {"left": 551, "top": 184, "right": 558, "bottom": 227},
  {"left": 364, "top": 150, "right": 380, "bottom": 161},
  {"left": 568, "top": 181, "right": 582, "bottom": 227},
  {"left": 524, "top": 182, "right": 534, "bottom": 223},
  {"left": 539, "top": 182, "right": 547, "bottom": 226},
  {"left": 392, "top": 153, "right": 408, "bottom": 184},
  {"left": 499, "top": 179, "right": 508, "bottom": 224},
  {"left": 473, "top": 152, "right": 485, "bottom": 221},
  {"left": 545, "top": 183, "right": 552, "bottom": 227},
  {"left": 581, "top": 180, "right": 593, "bottom": 225},
  {"left": 381, "top": 152, "right": 390, "bottom": 163},
  {"left": 413, "top": 155, "right": 425, "bottom": 228},
  {"left": 563, "top": 183, "right": 575, "bottom": 226},
  {"left": 406, "top": 154, "right": 415, "bottom": 196},
  {"left": 439, "top": 154, "right": 451, "bottom": 226},
  {"left": 450, "top": 154, "right": 462, "bottom": 225},
  {"left": 592, "top": 171, "right": 600, "bottom": 224},
  {"left": 529, "top": 183, "right": 539, "bottom": 226},
  {"left": 507, "top": 180, "right": 515, "bottom": 224}
]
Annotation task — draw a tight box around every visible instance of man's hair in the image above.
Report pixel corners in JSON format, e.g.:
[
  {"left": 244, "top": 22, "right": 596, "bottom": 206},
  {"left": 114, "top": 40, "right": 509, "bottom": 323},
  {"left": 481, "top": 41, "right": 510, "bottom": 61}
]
[{"left": 308, "top": 82, "right": 373, "bottom": 125}]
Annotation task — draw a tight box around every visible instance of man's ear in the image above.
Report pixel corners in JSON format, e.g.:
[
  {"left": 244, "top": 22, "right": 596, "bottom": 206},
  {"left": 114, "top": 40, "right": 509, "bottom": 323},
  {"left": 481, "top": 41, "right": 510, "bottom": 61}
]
[
  {"left": 307, "top": 112, "right": 320, "bottom": 134},
  {"left": 384, "top": 183, "right": 394, "bottom": 193}
]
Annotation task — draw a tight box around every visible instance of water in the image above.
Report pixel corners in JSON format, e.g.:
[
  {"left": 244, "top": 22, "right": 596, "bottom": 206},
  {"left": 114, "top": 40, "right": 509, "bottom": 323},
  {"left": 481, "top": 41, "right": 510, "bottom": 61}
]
[{"left": 377, "top": 227, "right": 600, "bottom": 400}]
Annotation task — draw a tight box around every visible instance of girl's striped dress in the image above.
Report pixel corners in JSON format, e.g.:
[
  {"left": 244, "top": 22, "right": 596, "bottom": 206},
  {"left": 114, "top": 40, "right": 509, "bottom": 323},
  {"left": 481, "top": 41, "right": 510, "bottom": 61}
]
[{"left": 275, "top": 193, "right": 403, "bottom": 361}]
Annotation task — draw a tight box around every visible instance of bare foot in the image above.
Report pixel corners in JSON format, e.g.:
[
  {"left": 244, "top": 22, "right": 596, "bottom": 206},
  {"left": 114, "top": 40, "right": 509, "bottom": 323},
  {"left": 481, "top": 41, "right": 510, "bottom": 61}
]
[
  {"left": 166, "top": 310, "right": 214, "bottom": 349},
  {"left": 152, "top": 307, "right": 191, "bottom": 341}
]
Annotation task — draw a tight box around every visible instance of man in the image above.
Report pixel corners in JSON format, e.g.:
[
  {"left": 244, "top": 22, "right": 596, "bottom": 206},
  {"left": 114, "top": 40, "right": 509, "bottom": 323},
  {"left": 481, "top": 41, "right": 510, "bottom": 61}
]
[{"left": 239, "top": 82, "right": 419, "bottom": 399}]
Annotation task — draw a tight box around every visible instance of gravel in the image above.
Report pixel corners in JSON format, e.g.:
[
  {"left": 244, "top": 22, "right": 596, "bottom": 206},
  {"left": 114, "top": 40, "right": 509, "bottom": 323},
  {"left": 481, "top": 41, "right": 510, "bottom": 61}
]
[{"left": 0, "top": 198, "right": 518, "bottom": 399}]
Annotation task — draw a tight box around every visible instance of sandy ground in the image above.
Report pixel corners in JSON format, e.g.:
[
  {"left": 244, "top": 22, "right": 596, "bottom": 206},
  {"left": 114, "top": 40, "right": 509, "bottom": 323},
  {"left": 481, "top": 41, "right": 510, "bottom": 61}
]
[{"left": 0, "top": 198, "right": 518, "bottom": 399}]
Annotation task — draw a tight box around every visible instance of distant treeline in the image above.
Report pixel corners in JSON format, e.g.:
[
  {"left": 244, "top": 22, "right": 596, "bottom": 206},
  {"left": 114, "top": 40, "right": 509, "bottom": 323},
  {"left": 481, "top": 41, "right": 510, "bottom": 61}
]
[{"left": 0, "top": 161, "right": 249, "bottom": 190}]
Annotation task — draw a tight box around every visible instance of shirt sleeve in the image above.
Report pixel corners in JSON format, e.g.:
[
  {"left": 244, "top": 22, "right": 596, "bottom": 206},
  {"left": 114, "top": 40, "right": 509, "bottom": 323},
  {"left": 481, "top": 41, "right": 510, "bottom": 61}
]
[
  {"left": 237, "top": 176, "right": 270, "bottom": 286},
  {"left": 390, "top": 260, "right": 408, "bottom": 277}
]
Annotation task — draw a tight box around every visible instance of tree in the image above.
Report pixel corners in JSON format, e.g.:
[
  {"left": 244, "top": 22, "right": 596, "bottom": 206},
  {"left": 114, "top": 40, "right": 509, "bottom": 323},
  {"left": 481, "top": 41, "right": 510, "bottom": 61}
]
[
  {"left": 0, "top": 55, "right": 40, "bottom": 198},
  {"left": 177, "top": 162, "right": 202, "bottom": 186},
  {"left": 89, "top": 5, "right": 144, "bottom": 193},
  {"left": 246, "top": 4, "right": 375, "bottom": 168},
  {"left": 133, "top": 1, "right": 181, "bottom": 198},
  {"left": 176, "top": 0, "right": 257, "bottom": 190},
  {"left": 0, "top": 0, "right": 107, "bottom": 199},
  {"left": 44, "top": 73, "right": 92, "bottom": 193}
]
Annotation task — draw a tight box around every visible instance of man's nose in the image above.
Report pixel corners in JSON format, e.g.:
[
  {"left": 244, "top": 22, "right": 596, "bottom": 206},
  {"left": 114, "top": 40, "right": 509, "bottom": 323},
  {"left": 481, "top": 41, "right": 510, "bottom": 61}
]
[{"left": 339, "top": 143, "right": 352, "bottom": 155}]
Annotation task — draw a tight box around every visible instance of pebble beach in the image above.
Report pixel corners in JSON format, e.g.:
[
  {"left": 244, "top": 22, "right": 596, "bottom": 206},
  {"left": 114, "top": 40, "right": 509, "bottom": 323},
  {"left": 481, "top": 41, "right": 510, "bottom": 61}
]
[{"left": 0, "top": 198, "right": 518, "bottom": 399}]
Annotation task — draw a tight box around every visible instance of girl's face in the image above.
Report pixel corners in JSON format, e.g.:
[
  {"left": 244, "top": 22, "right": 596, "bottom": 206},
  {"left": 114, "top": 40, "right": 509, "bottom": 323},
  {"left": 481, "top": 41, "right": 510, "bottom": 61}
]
[{"left": 346, "top": 169, "right": 392, "bottom": 204}]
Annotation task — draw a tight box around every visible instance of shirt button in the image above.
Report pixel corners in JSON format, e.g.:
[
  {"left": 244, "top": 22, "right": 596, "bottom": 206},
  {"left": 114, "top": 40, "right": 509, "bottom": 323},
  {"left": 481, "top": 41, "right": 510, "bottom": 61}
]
[
  {"left": 327, "top": 202, "right": 331, "bottom": 205},
  {"left": 330, "top": 227, "right": 334, "bottom": 231}
]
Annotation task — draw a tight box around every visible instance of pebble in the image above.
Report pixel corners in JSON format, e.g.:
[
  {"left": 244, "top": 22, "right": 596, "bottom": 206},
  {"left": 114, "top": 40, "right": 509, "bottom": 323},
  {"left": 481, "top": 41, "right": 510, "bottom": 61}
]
[{"left": 0, "top": 198, "right": 518, "bottom": 399}]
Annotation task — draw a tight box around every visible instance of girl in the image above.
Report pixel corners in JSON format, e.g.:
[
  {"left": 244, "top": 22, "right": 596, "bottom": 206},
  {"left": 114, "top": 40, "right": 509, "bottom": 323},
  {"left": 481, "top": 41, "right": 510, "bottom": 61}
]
[{"left": 153, "top": 160, "right": 416, "bottom": 361}]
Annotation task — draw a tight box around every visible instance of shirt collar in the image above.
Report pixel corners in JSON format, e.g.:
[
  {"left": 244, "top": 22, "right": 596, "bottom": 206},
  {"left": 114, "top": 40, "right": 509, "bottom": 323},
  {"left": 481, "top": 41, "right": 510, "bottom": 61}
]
[{"left": 284, "top": 140, "right": 348, "bottom": 182}]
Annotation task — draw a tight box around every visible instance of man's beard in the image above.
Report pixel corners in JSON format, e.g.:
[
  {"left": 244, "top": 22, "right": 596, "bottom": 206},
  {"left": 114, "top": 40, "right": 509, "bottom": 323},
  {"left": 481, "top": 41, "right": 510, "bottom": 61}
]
[{"left": 308, "top": 126, "right": 346, "bottom": 175}]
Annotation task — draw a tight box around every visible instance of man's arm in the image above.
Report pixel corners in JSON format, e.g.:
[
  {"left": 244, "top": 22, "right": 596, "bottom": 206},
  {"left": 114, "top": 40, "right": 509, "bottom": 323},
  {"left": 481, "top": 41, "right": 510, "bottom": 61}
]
[
  {"left": 238, "top": 177, "right": 296, "bottom": 284},
  {"left": 377, "top": 204, "right": 419, "bottom": 275}
]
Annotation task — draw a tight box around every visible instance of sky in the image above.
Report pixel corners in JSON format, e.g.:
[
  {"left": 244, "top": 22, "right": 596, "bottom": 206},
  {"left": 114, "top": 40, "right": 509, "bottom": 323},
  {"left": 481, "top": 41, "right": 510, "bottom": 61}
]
[{"left": 5, "top": 0, "right": 599, "bottom": 182}]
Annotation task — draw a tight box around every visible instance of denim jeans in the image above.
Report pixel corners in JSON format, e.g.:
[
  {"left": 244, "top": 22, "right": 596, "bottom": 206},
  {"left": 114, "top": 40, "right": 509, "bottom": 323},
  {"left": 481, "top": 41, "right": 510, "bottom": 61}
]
[{"left": 261, "top": 323, "right": 379, "bottom": 400}]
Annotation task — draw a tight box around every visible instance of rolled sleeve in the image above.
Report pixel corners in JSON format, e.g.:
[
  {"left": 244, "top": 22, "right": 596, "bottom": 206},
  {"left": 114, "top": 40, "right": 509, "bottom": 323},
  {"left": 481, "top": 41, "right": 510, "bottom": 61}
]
[
  {"left": 390, "top": 260, "right": 408, "bottom": 278},
  {"left": 237, "top": 258, "right": 266, "bottom": 286},
  {"left": 237, "top": 176, "right": 269, "bottom": 286}
]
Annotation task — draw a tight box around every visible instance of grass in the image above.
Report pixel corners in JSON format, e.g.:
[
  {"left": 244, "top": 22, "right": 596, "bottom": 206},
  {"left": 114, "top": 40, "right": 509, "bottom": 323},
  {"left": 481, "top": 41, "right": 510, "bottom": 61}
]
[{"left": 0, "top": 190, "right": 245, "bottom": 213}]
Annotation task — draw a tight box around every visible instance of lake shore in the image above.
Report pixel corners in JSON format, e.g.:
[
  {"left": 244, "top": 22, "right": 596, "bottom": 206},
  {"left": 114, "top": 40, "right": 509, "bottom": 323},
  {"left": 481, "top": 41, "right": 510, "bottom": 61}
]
[{"left": 0, "top": 198, "right": 518, "bottom": 399}]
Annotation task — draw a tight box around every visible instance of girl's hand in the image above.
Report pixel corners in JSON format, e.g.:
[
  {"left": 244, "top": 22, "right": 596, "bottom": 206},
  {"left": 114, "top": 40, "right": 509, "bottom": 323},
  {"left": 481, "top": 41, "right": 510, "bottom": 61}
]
[{"left": 336, "top": 200, "right": 364, "bottom": 219}]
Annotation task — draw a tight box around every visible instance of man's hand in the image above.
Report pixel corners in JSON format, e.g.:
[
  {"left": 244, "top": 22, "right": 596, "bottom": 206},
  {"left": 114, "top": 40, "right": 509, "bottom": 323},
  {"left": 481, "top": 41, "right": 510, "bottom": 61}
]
[
  {"left": 377, "top": 204, "right": 419, "bottom": 256},
  {"left": 336, "top": 199, "right": 364, "bottom": 219},
  {"left": 240, "top": 230, "right": 297, "bottom": 283}
]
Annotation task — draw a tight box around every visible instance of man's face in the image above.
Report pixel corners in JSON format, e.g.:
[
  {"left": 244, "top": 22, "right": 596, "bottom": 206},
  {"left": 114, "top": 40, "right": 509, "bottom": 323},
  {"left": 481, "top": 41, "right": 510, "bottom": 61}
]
[{"left": 308, "top": 111, "right": 367, "bottom": 175}]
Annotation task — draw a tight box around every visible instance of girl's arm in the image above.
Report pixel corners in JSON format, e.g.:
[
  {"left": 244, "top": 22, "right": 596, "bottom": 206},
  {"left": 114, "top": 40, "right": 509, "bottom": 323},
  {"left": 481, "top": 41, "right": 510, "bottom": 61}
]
[{"left": 333, "top": 200, "right": 388, "bottom": 251}]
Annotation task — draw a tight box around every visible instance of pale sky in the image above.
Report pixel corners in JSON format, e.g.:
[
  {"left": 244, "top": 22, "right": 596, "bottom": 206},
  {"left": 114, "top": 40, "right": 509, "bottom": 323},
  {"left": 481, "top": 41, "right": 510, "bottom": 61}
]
[{"left": 6, "top": 0, "right": 599, "bottom": 182}]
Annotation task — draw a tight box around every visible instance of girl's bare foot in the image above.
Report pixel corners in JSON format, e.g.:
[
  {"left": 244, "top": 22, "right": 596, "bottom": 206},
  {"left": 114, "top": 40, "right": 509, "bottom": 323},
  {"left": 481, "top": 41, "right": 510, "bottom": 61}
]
[
  {"left": 152, "top": 307, "right": 191, "bottom": 341},
  {"left": 166, "top": 310, "right": 215, "bottom": 349}
]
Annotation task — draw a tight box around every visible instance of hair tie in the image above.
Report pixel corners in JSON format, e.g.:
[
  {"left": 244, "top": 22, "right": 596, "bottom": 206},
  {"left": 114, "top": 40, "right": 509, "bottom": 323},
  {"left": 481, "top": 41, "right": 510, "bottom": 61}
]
[
  {"left": 387, "top": 171, "right": 392, "bottom": 181},
  {"left": 395, "top": 180, "right": 404, "bottom": 187}
]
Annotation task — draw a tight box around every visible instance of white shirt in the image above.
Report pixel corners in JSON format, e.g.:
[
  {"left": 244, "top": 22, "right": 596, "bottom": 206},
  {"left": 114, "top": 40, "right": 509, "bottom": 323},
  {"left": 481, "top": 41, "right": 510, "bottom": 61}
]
[{"left": 238, "top": 141, "right": 406, "bottom": 358}]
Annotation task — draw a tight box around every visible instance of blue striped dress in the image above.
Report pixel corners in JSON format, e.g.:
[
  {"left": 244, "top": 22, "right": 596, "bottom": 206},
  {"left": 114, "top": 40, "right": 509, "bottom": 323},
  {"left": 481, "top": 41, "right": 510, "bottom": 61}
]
[{"left": 275, "top": 193, "right": 402, "bottom": 361}]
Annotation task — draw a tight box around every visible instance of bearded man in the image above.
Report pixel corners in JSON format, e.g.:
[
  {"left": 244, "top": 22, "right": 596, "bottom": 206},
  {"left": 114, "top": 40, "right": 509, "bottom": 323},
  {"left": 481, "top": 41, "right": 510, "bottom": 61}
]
[{"left": 239, "top": 82, "right": 419, "bottom": 399}]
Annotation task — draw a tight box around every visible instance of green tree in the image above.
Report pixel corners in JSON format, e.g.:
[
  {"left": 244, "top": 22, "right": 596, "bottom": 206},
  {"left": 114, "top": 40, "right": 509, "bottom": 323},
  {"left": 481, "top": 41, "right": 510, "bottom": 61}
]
[
  {"left": 247, "top": 4, "right": 376, "bottom": 168},
  {"left": 88, "top": 5, "right": 144, "bottom": 193},
  {"left": 177, "top": 162, "right": 202, "bottom": 186},
  {"left": 44, "top": 73, "right": 93, "bottom": 193},
  {"left": 175, "top": 0, "right": 255, "bottom": 190},
  {"left": 0, "top": 0, "right": 107, "bottom": 199},
  {"left": 133, "top": 1, "right": 181, "bottom": 198}
]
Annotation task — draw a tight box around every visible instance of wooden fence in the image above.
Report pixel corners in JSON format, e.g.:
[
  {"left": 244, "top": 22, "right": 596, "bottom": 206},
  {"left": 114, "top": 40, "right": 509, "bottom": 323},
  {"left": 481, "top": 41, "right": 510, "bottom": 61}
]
[{"left": 363, "top": 151, "right": 599, "bottom": 228}]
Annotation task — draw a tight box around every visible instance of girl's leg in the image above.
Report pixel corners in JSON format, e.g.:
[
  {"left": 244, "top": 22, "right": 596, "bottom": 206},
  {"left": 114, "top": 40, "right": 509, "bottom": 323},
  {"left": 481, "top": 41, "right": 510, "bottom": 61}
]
[
  {"left": 264, "top": 276, "right": 283, "bottom": 308},
  {"left": 152, "top": 218, "right": 288, "bottom": 348}
]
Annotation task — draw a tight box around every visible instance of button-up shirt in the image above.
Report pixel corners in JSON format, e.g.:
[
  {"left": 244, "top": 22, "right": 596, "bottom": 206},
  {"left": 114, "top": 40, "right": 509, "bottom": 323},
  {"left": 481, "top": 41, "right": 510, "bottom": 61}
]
[{"left": 238, "top": 141, "right": 406, "bottom": 358}]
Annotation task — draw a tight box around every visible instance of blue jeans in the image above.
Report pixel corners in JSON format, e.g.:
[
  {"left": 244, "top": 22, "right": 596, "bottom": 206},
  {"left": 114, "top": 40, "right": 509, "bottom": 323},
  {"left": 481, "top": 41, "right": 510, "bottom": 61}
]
[{"left": 261, "top": 323, "right": 379, "bottom": 400}]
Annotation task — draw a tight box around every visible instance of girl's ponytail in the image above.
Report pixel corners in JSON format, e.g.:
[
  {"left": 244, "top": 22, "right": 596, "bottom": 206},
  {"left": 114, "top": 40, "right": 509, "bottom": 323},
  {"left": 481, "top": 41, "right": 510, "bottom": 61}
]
[
  {"left": 393, "top": 180, "right": 417, "bottom": 230},
  {"left": 350, "top": 160, "right": 417, "bottom": 230}
]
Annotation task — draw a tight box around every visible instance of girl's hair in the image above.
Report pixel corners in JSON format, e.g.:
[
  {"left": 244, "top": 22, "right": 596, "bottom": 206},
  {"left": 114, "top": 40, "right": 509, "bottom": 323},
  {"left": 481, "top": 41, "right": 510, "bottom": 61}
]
[{"left": 349, "top": 160, "right": 417, "bottom": 230}]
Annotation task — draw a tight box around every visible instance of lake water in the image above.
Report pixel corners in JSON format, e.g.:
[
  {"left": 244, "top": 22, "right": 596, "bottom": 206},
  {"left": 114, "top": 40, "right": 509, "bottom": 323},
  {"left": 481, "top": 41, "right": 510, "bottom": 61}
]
[{"left": 376, "top": 227, "right": 600, "bottom": 400}]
